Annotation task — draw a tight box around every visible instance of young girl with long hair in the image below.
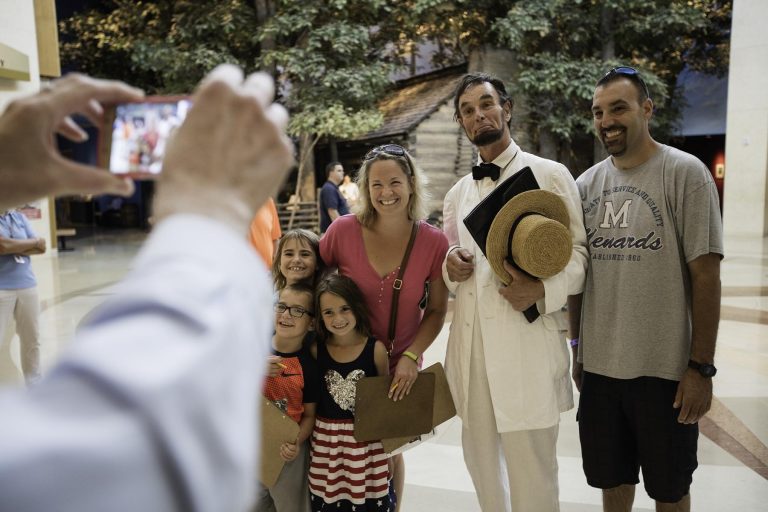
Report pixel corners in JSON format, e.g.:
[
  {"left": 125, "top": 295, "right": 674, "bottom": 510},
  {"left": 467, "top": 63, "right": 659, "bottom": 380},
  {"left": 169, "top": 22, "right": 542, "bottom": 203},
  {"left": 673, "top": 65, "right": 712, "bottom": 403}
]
[
  {"left": 308, "top": 274, "right": 393, "bottom": 512},
  {"left": 272, "top": 229, "right": 324, "bottom": 291}
]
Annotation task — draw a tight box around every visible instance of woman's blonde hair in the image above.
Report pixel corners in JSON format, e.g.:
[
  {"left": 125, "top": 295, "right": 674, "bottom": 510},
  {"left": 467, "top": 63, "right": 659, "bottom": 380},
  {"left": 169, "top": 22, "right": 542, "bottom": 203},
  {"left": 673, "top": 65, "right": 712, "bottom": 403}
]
[{"left": 354, "top": 145, "right": 429, "bottom": 228}]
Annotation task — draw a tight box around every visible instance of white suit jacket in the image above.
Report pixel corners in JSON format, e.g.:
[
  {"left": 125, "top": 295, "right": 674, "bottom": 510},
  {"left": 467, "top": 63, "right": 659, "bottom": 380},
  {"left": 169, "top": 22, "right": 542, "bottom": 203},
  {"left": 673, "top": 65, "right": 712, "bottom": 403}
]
[{"left": 442, "top": 140, "right": 588, "bottom": 432}]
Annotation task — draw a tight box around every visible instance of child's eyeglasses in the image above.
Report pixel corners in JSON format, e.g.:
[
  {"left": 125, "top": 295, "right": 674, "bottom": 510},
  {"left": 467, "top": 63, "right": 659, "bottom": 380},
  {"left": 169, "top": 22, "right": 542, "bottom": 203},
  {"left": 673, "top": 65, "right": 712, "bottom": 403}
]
[
  {"left": 602, "top": 66, "right": 650, "bottom": 99},
  {"left": 363, "top": 144, "right": 414, "bottom": 175},
  {"left": 274, "top": 303, "right": 313, "bottom": 318}
]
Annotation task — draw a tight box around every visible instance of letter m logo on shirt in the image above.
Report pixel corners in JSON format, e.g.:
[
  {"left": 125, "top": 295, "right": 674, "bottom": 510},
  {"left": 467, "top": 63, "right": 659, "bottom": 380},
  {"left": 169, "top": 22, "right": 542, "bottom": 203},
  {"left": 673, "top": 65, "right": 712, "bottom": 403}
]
[{"left": 599, "top": 200, "right": 632, "bottom": 228}]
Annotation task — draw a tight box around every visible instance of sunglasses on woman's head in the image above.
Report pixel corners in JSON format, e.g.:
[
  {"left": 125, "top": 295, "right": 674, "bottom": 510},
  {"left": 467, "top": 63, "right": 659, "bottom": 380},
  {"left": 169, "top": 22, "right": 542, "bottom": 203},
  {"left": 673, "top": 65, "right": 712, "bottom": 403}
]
[
  {"left": 363, "top": 144, "right": 414, "bottom": 175},
  {"left": 363, "top": 144, "right": 407, "bottom": 161}
]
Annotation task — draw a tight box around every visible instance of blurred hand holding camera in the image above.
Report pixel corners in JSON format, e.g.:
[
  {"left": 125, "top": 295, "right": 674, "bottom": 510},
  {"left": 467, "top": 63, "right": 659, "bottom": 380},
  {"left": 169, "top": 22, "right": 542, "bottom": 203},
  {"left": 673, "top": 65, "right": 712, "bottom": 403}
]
[
  {"left": 154, "top": 64, "right": 294, "bottom": 235},
  {"left": 0, "top": 73, "right": 144, "bottom": 211}
]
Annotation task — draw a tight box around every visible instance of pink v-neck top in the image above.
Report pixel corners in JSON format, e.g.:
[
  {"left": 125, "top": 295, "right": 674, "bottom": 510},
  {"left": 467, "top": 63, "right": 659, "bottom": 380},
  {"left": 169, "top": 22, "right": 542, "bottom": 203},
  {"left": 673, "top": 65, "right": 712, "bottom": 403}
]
[{"left": 320, "top": 215, "right": 448, "bottom": 366}]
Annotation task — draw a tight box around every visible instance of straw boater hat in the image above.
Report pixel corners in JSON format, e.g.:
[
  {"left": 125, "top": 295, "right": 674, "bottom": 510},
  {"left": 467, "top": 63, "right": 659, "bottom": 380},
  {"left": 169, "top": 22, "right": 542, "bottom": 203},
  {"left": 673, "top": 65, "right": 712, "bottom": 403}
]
[{"left": 486, "top": 190, "right": 571, "bottom": 284}]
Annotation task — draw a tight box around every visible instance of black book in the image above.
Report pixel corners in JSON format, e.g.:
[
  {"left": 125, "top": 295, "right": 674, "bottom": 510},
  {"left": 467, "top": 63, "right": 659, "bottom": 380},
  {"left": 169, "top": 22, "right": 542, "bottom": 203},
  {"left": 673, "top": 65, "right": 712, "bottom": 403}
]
[
  {"left": 463, "top": 166, "right": 539, "bottom": 257},
  {"left": 462, "top": 166, "right": 541, "bottom": 323}
]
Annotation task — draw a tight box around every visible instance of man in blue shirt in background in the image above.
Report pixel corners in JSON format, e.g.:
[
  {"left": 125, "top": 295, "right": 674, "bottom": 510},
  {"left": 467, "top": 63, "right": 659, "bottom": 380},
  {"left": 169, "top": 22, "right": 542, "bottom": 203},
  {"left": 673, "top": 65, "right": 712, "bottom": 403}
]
[
  {"left": 0, "top": 208, "right": 46, "bottom": 384},
  {"left": 319, "top": 161, "right": 349, "bottom": 232}
]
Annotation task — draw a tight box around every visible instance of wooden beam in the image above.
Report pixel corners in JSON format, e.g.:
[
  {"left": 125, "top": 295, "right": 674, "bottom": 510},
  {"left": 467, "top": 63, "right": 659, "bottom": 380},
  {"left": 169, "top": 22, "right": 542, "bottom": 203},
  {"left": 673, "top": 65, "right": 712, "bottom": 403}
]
[{"left": 34, "top": 0, "right": 61, "bottom": 78}]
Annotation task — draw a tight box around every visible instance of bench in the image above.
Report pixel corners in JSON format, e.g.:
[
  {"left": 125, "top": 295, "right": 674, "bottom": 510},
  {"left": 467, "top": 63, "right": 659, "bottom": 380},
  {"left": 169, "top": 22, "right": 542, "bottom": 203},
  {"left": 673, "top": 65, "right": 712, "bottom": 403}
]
[{"left": 56, "top": 228, "right": 76, "bottom": 252}]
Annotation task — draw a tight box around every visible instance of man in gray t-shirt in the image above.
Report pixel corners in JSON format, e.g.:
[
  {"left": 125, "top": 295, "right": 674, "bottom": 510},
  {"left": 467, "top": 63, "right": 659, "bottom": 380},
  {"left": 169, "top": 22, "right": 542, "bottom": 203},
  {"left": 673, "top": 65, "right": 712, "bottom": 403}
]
[{"left": 569, "top": 67, "right": 723, "bottom": 512}]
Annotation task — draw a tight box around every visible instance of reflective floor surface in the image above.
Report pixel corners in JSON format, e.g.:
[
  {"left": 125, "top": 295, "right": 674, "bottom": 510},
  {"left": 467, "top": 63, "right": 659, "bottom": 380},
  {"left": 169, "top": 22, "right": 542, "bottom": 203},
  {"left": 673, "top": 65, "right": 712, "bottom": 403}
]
[{"left": 2, "top": 229, "right": 766, "bottom": 511}]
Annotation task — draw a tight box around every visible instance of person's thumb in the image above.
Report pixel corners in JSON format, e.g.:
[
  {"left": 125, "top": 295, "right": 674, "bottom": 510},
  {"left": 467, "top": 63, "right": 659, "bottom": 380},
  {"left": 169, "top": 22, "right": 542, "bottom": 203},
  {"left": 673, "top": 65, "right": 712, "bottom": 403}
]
[
  {"left": 502, "top": 259, "right": 518, "bottom": 279},
  {"left": 458, "top": 248, "right": 474, "bottom": 263},
  {"left": 55, "top": 159, "right": 134, "bottom": 198}
]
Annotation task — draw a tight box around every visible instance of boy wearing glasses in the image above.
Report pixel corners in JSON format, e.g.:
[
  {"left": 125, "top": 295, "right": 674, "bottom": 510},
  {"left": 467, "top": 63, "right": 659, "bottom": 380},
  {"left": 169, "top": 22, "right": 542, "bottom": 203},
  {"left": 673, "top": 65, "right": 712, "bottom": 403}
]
[
  {"left": 569, "top": 67, "right": 723, "bottom": 511},
  {"left": 443, "top": 73, "right": 588, "bottom": 511},
  {"left": 257, "top": 282, "right": 319, "bottom": 512}
]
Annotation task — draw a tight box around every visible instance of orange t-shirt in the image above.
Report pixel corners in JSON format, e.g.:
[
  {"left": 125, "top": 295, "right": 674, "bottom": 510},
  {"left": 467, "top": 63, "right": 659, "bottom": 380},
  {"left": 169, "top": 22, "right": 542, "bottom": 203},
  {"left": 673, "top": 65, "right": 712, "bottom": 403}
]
[
  {"left": 263, "top": 345, "right": 319, "bottom": 423},
  {"left": 249, "top": 198, "right": 282, "bottom": 267}
]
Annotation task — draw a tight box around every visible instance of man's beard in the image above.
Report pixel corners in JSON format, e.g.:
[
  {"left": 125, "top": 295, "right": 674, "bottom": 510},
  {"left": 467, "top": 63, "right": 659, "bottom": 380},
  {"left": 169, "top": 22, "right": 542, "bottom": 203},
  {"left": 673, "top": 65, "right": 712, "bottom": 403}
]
[
  {"left": 472, "top": 128, "right": 504, "bottom": 146},
  {"left": 602, "top": 141, "right": 627, "bottom": 157},
  {"left": 599, "top": 126, "right": 627, "bottom": 156}
]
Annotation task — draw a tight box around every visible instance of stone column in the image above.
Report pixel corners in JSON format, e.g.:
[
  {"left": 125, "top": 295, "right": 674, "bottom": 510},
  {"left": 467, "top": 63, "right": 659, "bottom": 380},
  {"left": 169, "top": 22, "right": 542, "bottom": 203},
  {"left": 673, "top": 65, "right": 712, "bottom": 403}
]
[{"left": 723, "top": 0, "right": 768, "bottom": 236}]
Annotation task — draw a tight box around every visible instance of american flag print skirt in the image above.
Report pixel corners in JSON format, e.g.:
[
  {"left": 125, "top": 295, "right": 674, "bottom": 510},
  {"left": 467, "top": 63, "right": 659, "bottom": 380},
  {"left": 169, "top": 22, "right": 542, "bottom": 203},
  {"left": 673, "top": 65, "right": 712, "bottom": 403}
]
[{"left": 309, "top": 417, "right": 393, "bottom": 511}]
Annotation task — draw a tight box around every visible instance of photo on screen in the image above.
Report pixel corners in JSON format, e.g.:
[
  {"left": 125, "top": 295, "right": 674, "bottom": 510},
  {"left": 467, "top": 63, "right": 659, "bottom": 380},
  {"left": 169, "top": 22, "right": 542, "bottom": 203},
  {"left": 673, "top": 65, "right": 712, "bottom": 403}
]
[{"left": 102, "top": 97, "right": 191, "bottom": 179}]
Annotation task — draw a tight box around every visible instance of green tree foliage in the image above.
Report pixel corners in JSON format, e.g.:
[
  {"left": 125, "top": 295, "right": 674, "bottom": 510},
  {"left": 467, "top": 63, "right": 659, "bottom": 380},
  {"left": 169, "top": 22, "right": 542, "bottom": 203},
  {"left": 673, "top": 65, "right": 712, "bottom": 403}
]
[
  {"left": 494, "top": 0, "right": 729, "bottom": 143},
  {"left": 60, "top": 0, "right": 731, "bottom": 175},
  {"left": 59, "top": 0, "right": 262, "bottom": 94},
  {"left": 257, "top": 0, "right": 396, "bottom": 198},
  {"left": 257, "top": 0, "right": 392, "bottom": 140},
  {"left": 396, "top": 0, "right": 730, "bottom": 158},
  {"left": 61, "top": 0, "right": 399, "bottom": 199}
]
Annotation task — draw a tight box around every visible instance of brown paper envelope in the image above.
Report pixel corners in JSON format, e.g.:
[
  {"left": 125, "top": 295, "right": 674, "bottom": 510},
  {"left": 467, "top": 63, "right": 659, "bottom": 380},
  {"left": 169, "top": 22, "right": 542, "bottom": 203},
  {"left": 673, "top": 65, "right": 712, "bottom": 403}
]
[
  {"left": 259, "top": 398, "right": 300, "bottom": 487},
  {"left": 353, "top": 373, "right": 435, "bottom": 442},
  {"left": 381, "top": 362, "right": 457, "bottom": 453},
  {"left": 425, "top": 362, "right": 457, "bottom": 426},
  {"left": 381, "top": 433, "right": 425, "bottom": 454}
]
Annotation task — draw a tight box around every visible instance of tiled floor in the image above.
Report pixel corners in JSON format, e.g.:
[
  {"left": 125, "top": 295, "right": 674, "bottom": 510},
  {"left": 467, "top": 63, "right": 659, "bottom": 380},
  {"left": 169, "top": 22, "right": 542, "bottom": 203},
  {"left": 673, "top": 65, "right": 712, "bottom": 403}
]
[{"left": 2, "top": 228, "right": 767, "bottom": 511}]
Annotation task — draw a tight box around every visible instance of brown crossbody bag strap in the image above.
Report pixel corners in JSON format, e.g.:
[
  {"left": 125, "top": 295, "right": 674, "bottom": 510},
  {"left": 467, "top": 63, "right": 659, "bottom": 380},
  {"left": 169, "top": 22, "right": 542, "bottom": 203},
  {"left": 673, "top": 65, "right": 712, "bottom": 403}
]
[{"left": 387, "top": 222, "right": 419, "bottom": 355}]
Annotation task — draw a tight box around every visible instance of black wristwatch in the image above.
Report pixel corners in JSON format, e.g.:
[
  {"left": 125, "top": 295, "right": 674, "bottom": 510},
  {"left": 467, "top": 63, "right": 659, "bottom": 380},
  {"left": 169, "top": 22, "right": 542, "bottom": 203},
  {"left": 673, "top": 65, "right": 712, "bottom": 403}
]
[{"left": 688, "top": 359, "right": 717, "bottom": 378}]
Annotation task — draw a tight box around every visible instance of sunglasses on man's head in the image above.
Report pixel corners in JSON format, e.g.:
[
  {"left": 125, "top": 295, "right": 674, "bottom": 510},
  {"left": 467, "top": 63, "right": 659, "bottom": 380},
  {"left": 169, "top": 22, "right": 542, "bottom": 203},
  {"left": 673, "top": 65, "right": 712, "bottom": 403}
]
[
  {"left": 363, "top": 144, "right": 414, "bottom": 174},
  {"left": 602, "top": 66, "right": 650, "bottom": 99}
]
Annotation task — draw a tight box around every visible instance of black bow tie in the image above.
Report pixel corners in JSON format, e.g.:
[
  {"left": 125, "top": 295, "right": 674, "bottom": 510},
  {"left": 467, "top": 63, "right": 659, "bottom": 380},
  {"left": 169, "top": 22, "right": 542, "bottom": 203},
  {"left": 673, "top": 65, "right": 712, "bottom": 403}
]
[{"left": 472, "top": 162, "right": 501, "bottom": 181}]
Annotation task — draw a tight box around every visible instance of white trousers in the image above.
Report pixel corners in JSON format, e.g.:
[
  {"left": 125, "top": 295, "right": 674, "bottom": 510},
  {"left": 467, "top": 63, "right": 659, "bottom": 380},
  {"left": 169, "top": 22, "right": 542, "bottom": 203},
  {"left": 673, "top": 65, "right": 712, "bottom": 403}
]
[
  {"left": 0, "top": 287, "right": 40, "bottom": 382},
  {"left": 461, "top": 311, "right": 560, "bottom": 512}
]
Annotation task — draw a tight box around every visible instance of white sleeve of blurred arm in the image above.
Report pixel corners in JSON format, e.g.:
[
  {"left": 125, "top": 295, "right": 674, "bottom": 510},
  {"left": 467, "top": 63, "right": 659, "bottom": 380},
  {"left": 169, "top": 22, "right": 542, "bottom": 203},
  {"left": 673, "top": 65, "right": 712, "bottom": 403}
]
[{"left": 0, "top": 214, "right": 271, "bottom": 512}]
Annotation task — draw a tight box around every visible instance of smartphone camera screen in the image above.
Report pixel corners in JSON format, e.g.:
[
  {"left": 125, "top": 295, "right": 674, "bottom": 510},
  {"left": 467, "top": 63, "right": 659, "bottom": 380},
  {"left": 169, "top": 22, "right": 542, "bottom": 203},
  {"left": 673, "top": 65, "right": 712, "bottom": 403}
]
[{"left": 103, "top": 96, "right": 191, "bottom": 179}]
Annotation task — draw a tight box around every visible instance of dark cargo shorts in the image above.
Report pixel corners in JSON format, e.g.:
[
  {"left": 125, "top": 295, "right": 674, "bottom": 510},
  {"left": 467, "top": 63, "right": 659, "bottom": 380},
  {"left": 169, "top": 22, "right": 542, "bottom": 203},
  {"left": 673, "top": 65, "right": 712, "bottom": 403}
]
[{"left": 577, "top": 371, "right": 699, "bottom": 503}]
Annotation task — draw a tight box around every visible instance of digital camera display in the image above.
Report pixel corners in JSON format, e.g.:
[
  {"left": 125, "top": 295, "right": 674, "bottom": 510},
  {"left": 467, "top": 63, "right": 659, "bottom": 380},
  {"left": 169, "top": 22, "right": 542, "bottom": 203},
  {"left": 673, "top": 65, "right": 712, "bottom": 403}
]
[{"left": 106, "top": 97, "right": 191, "bottom": 178}]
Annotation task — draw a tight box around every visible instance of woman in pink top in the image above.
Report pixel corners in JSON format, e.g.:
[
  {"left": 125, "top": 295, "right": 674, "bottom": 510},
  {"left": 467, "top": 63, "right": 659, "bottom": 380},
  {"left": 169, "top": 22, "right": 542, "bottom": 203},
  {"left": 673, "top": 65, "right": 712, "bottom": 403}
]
[{"left": 319, "top": 144, "right": 449, "bottom": 510}]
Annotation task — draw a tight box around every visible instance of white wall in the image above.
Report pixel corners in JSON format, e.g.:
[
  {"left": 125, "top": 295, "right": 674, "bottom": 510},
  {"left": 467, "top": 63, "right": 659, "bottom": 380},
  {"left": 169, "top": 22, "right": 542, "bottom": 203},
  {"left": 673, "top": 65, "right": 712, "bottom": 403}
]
[
  {"left": 0, "top": 1, "right": 41, "bottom": 113},
  {"left": 0, "top": 0, "right": 53, "bottom": 254},
  {"left": 723, "top": 0, "right": 768, "bottom": 236}
]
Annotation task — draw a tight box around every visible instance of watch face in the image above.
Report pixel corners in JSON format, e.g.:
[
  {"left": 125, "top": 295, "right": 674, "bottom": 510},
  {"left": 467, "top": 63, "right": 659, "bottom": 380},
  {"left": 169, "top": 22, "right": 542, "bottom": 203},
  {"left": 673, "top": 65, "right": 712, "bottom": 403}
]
[{"left": 688, "top": 359, "right": 717, "bottom": 378}]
